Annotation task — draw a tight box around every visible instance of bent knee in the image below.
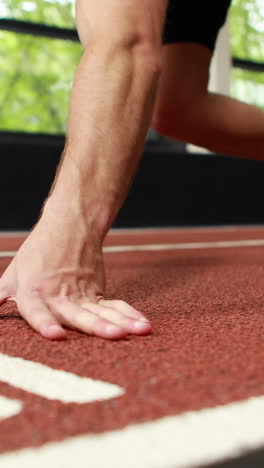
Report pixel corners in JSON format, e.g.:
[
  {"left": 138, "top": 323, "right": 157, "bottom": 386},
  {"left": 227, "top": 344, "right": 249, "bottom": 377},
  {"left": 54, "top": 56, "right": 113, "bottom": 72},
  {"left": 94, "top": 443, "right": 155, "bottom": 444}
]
[
  {"left": 151, "top": 106, "right": 190, "bottom": 137},
  {"left": 151, "top": 93, "right": 208, "bottom": 138},
  {"left": 75, "top": 0, "right": 165, "bottom": 53}
]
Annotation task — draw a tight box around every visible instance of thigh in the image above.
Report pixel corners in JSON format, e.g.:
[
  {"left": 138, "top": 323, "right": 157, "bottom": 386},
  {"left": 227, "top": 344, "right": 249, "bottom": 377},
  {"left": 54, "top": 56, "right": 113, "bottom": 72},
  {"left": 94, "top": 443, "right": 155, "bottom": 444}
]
[
  {"left": 75, "top": 0, "right": 169, "bottom": 49},
  {"left": 153, "top": 42, "right": 212, "bottom": 118}
]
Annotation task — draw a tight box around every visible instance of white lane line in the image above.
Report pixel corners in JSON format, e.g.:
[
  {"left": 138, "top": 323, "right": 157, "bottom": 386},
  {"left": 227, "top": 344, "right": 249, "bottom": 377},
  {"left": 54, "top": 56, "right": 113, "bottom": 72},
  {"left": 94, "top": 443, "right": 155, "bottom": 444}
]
[
  {"left": 0, "top": 252, "right": 17, "bottom": 257},
  {"left": 0, "top": 354, "right": 124, "bottom": 403},
  {"left": 108, "top": 225, "right": 264, "bottom": 233},
  {"left": 0, "top": 226, "right": 260, "bottom": 237},
  {"left": 0, "top": 396, "right": 22, "bottom": 420},
  {"left": 104, "top": 239, "right": 264, "bottom": 252},
  {"left": 0, "top": 232, "right": 29, "bottom": 237},
  {"left": 1, "top": 395, "right": 264, "bottom": 468},
  {"left": 2, "top": 238, "right": 264, "bottom": 258}
]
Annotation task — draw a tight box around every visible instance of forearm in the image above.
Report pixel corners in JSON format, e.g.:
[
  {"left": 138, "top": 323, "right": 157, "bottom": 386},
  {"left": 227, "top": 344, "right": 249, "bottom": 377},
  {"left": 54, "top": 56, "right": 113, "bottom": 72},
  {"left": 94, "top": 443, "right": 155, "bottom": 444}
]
[{"left": 45, "top": 42, "right": 160, "bottom": 241}]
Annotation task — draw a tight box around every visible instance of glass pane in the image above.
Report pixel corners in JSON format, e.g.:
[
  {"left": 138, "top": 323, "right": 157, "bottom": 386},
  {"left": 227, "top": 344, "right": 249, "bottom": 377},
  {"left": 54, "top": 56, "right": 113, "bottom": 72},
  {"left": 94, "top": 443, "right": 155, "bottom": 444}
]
[
  {"left": 230, "top": 0, "right": 264, "bottom": 109},
  {"left": 231, "top": 68, "right": 264, "bottom": 110},
  {"left": 0, "top": 29, "right": 82, "bottom": 133},
  {"left": 0, "top": 0, "right": 184, "bottom": 148},
  {"left": 0, "top": 0, "right": 76, "bottom": 29},
  {"left": 230, "top": 0, "right": 264, "bottom": 62}
]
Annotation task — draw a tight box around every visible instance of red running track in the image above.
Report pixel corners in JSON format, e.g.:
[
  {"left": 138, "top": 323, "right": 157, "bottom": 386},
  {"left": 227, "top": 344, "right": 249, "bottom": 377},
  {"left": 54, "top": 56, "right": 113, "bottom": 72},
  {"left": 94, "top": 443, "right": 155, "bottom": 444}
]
[{"left": 0, "top": 226, "right": 264, "bottom": 467}]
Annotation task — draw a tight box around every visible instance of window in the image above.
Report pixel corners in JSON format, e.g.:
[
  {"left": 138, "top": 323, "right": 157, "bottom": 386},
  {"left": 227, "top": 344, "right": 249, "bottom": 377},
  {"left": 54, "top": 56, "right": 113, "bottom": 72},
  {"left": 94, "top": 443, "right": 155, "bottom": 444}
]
[
  {"left": 230, "top": 0, "right": 264, "bottom": 110},
  {"left": 0, "top": 0, "right": 75, "bottom": 29},
  {"left": 1, "top": 0, "right": 263, "bottom": 141},
  {"left": 0, "top": 0, "right": 81, "bottom": 134}
]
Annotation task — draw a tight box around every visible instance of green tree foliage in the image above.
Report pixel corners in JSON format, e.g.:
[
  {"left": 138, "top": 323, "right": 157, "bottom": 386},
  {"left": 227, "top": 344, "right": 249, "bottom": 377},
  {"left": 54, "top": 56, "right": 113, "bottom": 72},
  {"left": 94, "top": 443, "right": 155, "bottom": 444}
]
[
  {"left": 1, "top": 0, "right": 76, "bottom": 29},
  {"left": 0, "top": 0, "right": 82, "bottom": 133},
  {"left": 230, "top": 0, "right": 264, "bottom": 109},
  {"left": 0, "top": 0, "right": 263, "bottom": 134}
]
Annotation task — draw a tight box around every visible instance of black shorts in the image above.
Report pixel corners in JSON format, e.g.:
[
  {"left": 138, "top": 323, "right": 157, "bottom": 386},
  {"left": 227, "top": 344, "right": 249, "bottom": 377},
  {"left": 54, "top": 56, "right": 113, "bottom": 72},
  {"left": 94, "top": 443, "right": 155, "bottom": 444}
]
[{"left": 162, "top": 0, "right": 232, "bottom": 51}]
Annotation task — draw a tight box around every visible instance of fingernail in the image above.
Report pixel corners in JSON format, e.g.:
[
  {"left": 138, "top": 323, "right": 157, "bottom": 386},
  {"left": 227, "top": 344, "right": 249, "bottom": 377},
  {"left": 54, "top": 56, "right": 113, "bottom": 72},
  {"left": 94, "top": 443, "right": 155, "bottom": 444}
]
[
  {"left": 6, "top": 296, "right": 16, "bottom": 302},
  {"left": 139, "top": 317, "right": 150, "bottom": 323},
  {"left": 48, "top": 325, "right": 63, "bottom": 332},
  {"left": 46, "top": 325, "right": 66, "bottom": 338},
  {"left": 134, "top": 320, "right": 151, "bottom": 330}
]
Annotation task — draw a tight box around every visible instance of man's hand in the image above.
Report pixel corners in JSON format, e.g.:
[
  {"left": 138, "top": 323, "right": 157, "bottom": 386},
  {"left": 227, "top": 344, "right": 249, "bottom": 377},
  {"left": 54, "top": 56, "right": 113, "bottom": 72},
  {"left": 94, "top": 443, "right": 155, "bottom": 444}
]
[
  {"left": 0, "top": 0, "right": 167, "bottom": 341},
  {"left": 0, "top": 206, "right": 151, "bottom": 340}
]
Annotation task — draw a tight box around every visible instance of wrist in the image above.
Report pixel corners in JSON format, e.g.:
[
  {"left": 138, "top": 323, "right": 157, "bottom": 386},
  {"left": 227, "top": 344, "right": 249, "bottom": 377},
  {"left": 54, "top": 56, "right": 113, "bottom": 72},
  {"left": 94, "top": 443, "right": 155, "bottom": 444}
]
[
  {"left": 42, "top": 193, "right": 112, "bottom": 244},
  {"left": 43, "top": 157, "right": 115, "bottom": 242}
]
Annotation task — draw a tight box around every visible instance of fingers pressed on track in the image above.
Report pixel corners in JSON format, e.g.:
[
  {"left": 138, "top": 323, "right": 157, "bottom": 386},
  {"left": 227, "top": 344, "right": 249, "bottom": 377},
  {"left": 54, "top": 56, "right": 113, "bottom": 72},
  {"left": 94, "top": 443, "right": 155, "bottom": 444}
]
[
  {"left": 80, "top": 300, "right": 151, "bottom": 335},
  {"left": 18, "top": 296, "right": 67, "bottom": 340},
  {"left": 47, "top": 297, "right": 129, "bottom": 340},
  {"left": 98, "top": 299, "right": 150, "bottom": 322}
]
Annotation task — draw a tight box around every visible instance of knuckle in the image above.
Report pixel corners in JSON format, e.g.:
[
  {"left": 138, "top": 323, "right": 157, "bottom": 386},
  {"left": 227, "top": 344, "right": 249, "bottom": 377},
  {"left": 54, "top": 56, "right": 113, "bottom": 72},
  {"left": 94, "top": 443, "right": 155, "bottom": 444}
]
[
  {"left": 51, "top": 295, "right": 67, "bottom": 305},
  {"left": 27, "top": 284, "right": 43, "bottom": 297}
]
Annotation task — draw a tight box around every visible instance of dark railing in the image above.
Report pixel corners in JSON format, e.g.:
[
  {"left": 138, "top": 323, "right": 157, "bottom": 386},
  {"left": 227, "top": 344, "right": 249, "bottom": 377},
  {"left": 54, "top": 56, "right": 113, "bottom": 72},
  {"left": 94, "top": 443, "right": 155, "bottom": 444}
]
[
  {"left": 1, "top": 18, "right": 264, "bottom": 70},
  {"left": 232, "top": 57, "right": 264, "bottom": 73},
  {"left": 0, "top": 18, "right": 79, "bottom": 41}
]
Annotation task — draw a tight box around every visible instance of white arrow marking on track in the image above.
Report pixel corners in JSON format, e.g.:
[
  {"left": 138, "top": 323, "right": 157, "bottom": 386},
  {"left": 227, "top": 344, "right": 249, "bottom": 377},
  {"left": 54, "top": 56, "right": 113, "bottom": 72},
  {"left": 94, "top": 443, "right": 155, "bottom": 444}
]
[{"left": 0, "top": 354, "right": 124, "bottom": 404}]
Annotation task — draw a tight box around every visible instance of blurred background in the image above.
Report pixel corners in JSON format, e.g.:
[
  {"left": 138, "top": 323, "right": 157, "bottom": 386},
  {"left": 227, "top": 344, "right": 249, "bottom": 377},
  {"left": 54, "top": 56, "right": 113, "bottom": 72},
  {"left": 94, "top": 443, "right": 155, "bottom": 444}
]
[{"left": 0, "top": 0, "right": 264, "bottom": 230}]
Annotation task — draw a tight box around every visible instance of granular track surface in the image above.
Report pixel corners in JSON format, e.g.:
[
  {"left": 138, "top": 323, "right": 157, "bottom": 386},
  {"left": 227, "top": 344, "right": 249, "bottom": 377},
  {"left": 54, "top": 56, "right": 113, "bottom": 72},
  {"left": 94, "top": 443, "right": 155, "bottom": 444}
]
[{"left": 0, "top": 226, "right": 264, "bottom": 468}]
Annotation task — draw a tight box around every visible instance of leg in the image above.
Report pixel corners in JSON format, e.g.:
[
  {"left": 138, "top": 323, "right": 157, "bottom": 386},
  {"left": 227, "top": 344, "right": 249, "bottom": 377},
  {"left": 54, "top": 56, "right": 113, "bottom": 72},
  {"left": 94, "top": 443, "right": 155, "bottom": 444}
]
[
  {"left": 0, "top": 0, "right": 168, "bottom": 340},
  {"left": 151, "top": 42, "right": 264, "bottom": 159}
]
